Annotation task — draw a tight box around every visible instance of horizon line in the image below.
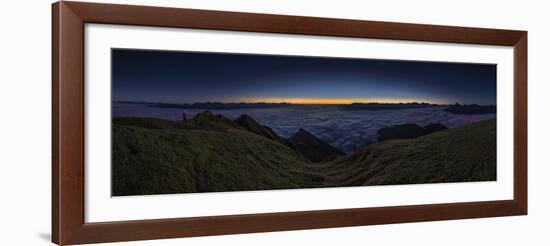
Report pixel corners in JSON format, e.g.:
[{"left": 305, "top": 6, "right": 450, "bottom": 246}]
[{"left": 114, "top": 100, "right": 495, "bottom": 106}]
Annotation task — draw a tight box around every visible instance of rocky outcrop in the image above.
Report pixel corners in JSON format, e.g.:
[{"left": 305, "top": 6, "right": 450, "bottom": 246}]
[
  {"left": 183, "top": 111, "right": 241, "bottom": 131},
  {"left": 287, "top": 128, "right": 345, "bottom": 162},
  {"left": 233, "top": 114, "right": 345, "bottom": 162},
  {"left": 234, "top": 114, "right": 285, "bottom": 143}
]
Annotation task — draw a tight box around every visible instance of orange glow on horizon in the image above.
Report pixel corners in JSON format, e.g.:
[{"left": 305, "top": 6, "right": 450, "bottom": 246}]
[{"left": 238, "top": 97, "right": 445, "bottom": 105}]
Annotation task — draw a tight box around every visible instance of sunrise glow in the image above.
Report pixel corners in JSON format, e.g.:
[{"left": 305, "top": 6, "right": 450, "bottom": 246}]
[
  {"left": 112, "top": 50, "right": 496, "bottom": 105},
  {"left": 239, "top": 98, "right": 445, "bottom": 105}
]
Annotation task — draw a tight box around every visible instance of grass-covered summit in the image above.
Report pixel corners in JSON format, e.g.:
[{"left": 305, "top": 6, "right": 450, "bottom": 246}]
[
  {"left": 112, "top": 112, "right": 496, "bottom": 196},
  {"left": 318, "top": 119, "right": 496, "bottom": 186}
]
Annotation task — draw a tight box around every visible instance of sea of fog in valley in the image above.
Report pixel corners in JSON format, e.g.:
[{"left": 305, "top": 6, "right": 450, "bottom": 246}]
[{"left": 113, "top": 102, "right": 496, "bottom": 153}]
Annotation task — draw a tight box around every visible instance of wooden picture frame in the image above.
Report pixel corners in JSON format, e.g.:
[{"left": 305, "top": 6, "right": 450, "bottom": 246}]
[{"left": 52, "top": 1, "right": 527, "bottom": 245}]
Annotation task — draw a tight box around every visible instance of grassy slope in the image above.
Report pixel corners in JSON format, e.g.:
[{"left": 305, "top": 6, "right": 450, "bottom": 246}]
[
  {"left": 234, "top": 114, "right": 286, "bottom": 143},
  {"left": 287, "top": 129, "right": 345, "bottom": 162},
  {"left": 112, "top": 117, "right": 496, "bottom": 195},
  {"left": 112, "top": 123, "right": 328, "bottom": 196},
  {"left": 316, "top": 119, "right": 496, "bottom": 186}
]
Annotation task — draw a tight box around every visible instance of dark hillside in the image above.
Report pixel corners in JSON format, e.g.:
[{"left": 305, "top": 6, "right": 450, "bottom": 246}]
[
  {"left": 183, "top": 111, "right": 242, "bottom": 131},
  {"left": 377, "top": 123, "right": 448, "bottom": 141},
  {"left": 234, "top": 114, "right": 285, "bottom": 143},
  {"left": 112, "top": 114, "right": 496, "bottom": 195},
  {"left": 288, "top": 128, "right": 345, "bottom": 162},
  {"left": 112, "top": 125, "right": 329, "bottom": 196},
  {"left": 112, "top": 117, "right": 180, "bottom": 129},
  {"left": 317, "top": 119, "right": 496, "bottom": 186}
]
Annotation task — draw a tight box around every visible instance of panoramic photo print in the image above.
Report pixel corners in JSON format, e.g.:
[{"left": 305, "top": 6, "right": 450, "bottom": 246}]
[{"left": 111, "top": 49, "right": 497, "bottom": 196}]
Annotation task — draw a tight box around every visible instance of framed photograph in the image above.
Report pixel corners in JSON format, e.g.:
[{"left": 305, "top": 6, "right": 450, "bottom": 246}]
[{"left": 52, "top": 1, "right": 527, "bottom": 245}]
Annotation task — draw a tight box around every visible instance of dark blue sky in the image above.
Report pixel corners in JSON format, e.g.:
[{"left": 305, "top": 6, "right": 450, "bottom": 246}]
[{"left": 112, "top": 49, "right": 496, "bottom": 105}]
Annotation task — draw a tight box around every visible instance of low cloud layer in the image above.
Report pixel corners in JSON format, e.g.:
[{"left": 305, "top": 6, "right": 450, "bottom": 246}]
[{"left": 113, "top": 103, "right": 496, "bottom": 153}]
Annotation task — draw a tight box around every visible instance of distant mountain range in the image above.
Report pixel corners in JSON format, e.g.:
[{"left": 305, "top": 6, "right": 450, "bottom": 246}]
[
  {"left": 114, "top": 101, "right": 496, "bottom": 115},
  {"left": 444, "top": 104, "right": 496, "bottom": 114},
  {"left": 340, "top": 102, "right": 441, "bottom": 110},
  {"left": 112, "top": 111, "right": 496, "bottom": 196},
  {"left": 115, "top": 101, "right": 292, "bottom": 109}
]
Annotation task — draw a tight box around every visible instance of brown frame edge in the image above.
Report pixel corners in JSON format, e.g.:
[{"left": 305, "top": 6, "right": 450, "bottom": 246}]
[{"left": 52, "top": 1, "right": 527, "bottom": 245}]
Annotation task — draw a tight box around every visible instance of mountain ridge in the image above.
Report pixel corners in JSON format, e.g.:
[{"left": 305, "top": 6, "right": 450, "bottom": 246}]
[
  {"left": 111, "top": 112, "right": 496, "bottom": 196},
  {"left": 287, "top": 128, "right": 345, "bottom": 162}
]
